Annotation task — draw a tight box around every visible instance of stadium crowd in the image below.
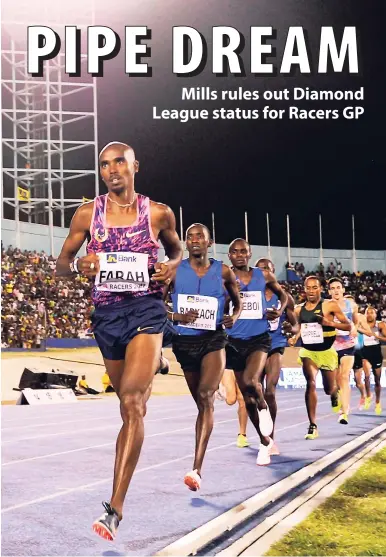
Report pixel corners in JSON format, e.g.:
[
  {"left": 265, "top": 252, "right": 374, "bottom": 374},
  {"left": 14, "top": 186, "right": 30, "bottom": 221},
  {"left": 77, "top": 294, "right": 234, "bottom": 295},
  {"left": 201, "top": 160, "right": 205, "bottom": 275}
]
[
  {"left": 1, "top": 245, "right": 385, "bottom": 348},
  {"left": 1, "top": 245, "right": 92, "bottom": 348}
]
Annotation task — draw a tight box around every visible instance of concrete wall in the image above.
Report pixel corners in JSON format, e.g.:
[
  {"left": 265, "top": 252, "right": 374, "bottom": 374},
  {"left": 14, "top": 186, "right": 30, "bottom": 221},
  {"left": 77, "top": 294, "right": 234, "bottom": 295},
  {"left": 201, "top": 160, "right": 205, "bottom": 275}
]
[
  {"left": 1, "top": 219, "right": 86, "bottom": 257},
  {"left": 2, "top": 219, "right": 385, "bottom": 280}
]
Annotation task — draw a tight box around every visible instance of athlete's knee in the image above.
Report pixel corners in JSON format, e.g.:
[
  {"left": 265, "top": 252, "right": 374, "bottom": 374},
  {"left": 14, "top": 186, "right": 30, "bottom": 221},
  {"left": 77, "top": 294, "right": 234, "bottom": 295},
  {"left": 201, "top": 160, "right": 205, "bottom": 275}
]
[
  {"left": 225, "top": 394, "right": 237, "bottom": 406},
  {"left": 245, "top": 381, "right": 263, "bottom": 400},
  {"left": 119, "top": 391, "right": 146, "bottom": 422},
  {"left": 265, "top": 381, "right": 277, "bottom": 398},
  {"left": 306, "top": 378, "right": 317, "bottom": 391},
  {"left": 237, "top": 392, "right": 246, "bottom": 408},
  {"left": 197, "top": 388, "right": 215, "bottom": 411}
]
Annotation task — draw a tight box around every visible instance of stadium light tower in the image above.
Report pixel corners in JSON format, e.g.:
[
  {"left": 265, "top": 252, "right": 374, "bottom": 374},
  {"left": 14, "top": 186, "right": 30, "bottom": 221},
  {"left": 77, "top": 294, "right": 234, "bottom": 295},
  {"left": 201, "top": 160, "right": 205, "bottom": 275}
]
[{"left": 1, "top": 0, "right": 99, "bottom": 255}]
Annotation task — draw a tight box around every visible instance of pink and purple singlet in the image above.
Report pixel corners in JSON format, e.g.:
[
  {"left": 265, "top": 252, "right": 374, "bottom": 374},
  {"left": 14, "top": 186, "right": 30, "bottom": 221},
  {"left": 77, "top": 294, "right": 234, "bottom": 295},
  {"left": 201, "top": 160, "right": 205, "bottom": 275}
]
[{"left": 87, "top": 193, "right": 163, "bottom": 307}]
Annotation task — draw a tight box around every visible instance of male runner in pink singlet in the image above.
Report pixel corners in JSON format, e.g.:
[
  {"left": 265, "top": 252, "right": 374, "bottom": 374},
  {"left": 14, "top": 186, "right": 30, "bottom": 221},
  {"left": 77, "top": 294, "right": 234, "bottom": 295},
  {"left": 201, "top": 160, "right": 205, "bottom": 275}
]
[{"left": 56, "top": 142, "right": 182, "bottom": 540}]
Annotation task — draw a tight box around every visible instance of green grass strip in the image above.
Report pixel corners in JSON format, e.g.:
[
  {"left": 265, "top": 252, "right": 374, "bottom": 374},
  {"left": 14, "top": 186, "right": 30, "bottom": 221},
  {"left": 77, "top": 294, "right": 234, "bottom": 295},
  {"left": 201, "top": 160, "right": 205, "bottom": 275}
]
[{"left": 265, "top": 447, "right": 386, "bottom": 556}]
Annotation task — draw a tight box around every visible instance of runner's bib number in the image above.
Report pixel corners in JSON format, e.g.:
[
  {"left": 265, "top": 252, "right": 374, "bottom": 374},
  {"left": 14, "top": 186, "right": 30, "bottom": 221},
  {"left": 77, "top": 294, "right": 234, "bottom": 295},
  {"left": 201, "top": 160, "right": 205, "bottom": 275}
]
[
  {"left": 231, "top": 291, "right": 263, "bottom": 320},
  {"left": 301, "top": 322, "right": 324, "bottom": 344},
  {"left": 95, "top": 252, "right": 149, "bottom": 292},
  {"left": 178, "top": 294, "right": 218, "bottom": 331}
]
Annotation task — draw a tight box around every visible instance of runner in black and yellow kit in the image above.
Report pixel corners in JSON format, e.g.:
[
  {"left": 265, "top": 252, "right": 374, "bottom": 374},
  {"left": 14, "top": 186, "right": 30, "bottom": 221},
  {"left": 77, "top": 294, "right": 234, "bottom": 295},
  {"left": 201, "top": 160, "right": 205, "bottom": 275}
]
[{"left": 287, "top": 276, "right": 351, "bottom": 439}]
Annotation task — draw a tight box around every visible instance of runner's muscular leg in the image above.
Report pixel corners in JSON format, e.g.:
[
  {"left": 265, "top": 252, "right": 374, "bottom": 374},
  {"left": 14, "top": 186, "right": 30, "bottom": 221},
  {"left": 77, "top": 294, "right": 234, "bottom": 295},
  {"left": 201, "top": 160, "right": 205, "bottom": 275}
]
[
  {"left": 222, "top": 368, "right": 237, "bottom": 405},
  {"left": 108, "top": 333, "right": 162, "bottom": 519},
  {"left": 302, "top": 358, "right": 319, "bottom": 425},
  {"left": 264, "top": 352, "right": 282, "bottom": 437},
  {"left": 189, "top": 349, "right": 225, "bottom": 476},
  {"left": 354, "top": 368, "right": 366, "bottom": 399},
  {"left": 235, "top": 350, "right": 270, "bottom": 445},
  {"left": 362, "top": 359, "right": 372, "bottom": 398},
  {"left": 336, "top": 356, "right": 354, "bottom": 414},
  {"left": 373, "top": 367, "right": 382, "bottom": 404},
  {"left": 236, "top": 382, "right": 248, "bottom": 436}
]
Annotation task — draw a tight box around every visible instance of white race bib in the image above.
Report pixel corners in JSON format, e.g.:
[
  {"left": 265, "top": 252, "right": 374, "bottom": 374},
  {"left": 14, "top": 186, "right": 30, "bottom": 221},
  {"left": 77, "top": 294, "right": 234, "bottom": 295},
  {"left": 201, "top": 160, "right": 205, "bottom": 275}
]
[
  {"left": 95, "top": 252, "right": 149, "bottom": 292},
  {"left": 178, "top": 294, "right": 218, "bottom": 331},
  {"left": 301, "top": 322, "right": 324, "bottom": 344},
  {"left": 363, "top": 335, "right": 379, "bottom": 347},
  {"left": 238, "top": 291, "right": 263, "bottom": 320}
]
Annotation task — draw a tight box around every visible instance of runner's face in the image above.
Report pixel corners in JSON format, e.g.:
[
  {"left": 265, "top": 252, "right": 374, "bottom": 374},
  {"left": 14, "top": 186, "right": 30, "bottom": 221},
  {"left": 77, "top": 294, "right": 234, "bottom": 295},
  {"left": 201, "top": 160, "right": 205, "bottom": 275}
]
[
  {"left": 366, "top": 308, "right": 377, "bottom": 323},
  {"left": 256, "top": 259, "right": 274, "bottom": 273},
  {"left": 99, "top": 146, "right": 138, "bottom": 193},
  {"left": 228, "top": 241, "right": 251, "bottom": 268},
  {"left": 186, "top": 226, "right": 210, "bottom": 256},
  {"left": 328, "top": 281, "right": 344, "bottom": 301},
  {"left": 305, "top": 279, "right": 322, "bottom": 302}
]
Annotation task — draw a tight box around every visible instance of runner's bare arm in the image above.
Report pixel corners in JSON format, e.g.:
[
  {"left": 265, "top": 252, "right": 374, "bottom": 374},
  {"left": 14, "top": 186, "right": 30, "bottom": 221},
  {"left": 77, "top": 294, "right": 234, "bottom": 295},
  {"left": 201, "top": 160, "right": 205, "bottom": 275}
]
[
  {"left": 323, "top": 300, "right": 351, "bottom": 331},
  {"left": 151, "top": 204, "right": 182, "bottom": 283},
  {"left": 356, "top": 314, "right": 374, "bottom": 336},
  {"left": 376, "top": 321, "right": 386, "bottom": 342},
  {"left": 263, "top": 270, "right": 288, "bottom": 319},
  {"left": 350, "top": 300, "right": 360, "bottom": 334},
  {"left": 56, "top": 203, "right": 99, "bottom": 278},
  {"left": 222, "top": 264, "right": 241, "bottom": 328},
  {"left": 163, "top": 281, "right": 199, "bottom": 324},
  {"left": 283, "top": 294, "right": 300, "bottom": 335}
]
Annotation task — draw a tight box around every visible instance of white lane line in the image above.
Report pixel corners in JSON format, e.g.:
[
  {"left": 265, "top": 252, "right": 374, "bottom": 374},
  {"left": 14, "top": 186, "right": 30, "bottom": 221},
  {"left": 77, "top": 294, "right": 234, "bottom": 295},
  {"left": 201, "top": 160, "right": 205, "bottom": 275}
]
[
  {"left": 0, "top": 400, "right": 198, "bottom": 429},
  {"left": 2, "top": 413, "right": 239, "bottom": 464},
  {"left": 1, "top": 395, "right": 311, "bottom": 442},
  {"left": 0, "top": 401, "right": 202, "bottom": 431},
  {"left": 1, "top": 413, "right": 335, "bottom": 513},
  {"left": 0, "top": 398, "right": 189, "bottom": 425},
  {"left": 1, "top": 406, "right": 236, "bottom": 445},
  {"left": 0, "top": 392, "right": 305, "bottom": 425},
  {"left": 1, "top": 401, "right": 315, "bottom": 461}
]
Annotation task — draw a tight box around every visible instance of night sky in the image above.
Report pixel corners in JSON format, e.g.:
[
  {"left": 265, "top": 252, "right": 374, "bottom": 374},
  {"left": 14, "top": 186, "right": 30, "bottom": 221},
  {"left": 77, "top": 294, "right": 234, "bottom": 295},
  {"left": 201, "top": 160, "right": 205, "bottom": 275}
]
[{"left": 4, "top": 0, "right": 386, "bottom": 251}]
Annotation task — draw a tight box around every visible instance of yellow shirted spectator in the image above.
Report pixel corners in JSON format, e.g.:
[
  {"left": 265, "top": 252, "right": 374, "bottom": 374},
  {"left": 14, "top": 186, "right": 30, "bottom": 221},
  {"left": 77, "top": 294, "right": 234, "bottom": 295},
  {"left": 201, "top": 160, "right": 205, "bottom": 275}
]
[{"left": 102, "top": 372, "right": 114, "bottom": 393}]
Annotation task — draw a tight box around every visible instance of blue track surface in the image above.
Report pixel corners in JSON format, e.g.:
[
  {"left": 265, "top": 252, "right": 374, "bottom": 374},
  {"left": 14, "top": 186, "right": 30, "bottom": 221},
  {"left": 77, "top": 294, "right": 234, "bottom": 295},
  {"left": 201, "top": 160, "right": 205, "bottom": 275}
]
[{"left": 2, "top": 390, "right": 384, "bottom": 556}]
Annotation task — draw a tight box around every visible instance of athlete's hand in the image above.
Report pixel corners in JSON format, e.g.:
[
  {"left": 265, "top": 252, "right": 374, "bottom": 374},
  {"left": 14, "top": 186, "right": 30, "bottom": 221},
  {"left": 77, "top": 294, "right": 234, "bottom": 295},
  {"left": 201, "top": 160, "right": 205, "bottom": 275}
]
[
  {"left": 281, "top": 320, "right": 293, "bottom": 336},
  {"left": 78, "top": 253, "right": 99, "bottom": 277},
  {"left": 151, "top": 262, "right": 172, "bottom": 284},
  {"left": 315, "top": 314, "right": 332, "bottom": 327},
  {"left": 222, "top": 314, "right": 236, "bottom": 329},
  {"left": 287, "top": 336, "right": 297, "bottom": 347},
  {"left": 181, "top": 310, "right": 199, "bottom": 324},
  {"left": 265, "top": 307, "right": 281, "bottom": 321}
]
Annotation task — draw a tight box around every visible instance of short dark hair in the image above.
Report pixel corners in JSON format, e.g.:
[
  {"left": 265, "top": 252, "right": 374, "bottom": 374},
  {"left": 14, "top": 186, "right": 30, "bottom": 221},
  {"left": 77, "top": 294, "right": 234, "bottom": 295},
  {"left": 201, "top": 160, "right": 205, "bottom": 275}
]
[
  {"left": 305, "top": 275, "right": 322, "bottom": 286},
  {"left": 229, "top": 238, "right": 250, "bottom": 251},
  {"left": 328, "top": 277, "right": 344, "bottom": 287},
  {"left": 186, "top": 223, "right": 211, "bottom": 239}
]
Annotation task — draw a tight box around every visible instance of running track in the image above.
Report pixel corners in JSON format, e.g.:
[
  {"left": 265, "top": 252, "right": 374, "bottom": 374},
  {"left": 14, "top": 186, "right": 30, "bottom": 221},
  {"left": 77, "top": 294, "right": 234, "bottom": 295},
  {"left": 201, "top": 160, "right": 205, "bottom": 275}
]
[{"left": 2, "top": 391, "right": 384, "bottom": 556}]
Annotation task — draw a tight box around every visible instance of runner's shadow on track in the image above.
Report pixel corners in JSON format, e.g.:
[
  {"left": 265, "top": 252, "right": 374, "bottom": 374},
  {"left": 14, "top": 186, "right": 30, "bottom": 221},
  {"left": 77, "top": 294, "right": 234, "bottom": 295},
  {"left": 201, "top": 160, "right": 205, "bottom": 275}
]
[
  {"left": 102, "top": 552, "right": 124, "bottom": 556},
  {"left": 190, "top": 497, "right": 228, "bottom": 511}
]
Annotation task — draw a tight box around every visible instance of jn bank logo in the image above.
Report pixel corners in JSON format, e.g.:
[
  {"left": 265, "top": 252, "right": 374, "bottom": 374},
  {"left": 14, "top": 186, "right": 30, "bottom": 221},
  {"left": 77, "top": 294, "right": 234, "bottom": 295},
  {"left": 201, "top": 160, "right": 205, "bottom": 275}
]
[
  {"left": 107, "top": 254, "right": 117, "bottom": 263},
  {"left": 187, "top": 296, "right": 195, "bottom": 302}
]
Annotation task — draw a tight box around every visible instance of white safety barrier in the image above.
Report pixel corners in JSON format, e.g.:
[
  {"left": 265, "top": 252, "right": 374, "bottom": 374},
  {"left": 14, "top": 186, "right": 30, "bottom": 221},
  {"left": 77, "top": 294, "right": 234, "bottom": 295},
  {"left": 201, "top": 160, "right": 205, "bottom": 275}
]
[
  {"left": 278, "top": 367, "right": 386, "bottom": 389},
  {"left": 17, "top": 388, "right": 77, "bottom": 405},
  {"left": 220, "top": 436, "right": 386, "bottom": 556},
  {"left": 156, "top": 422, "right": 386, "bottom": 557}
]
